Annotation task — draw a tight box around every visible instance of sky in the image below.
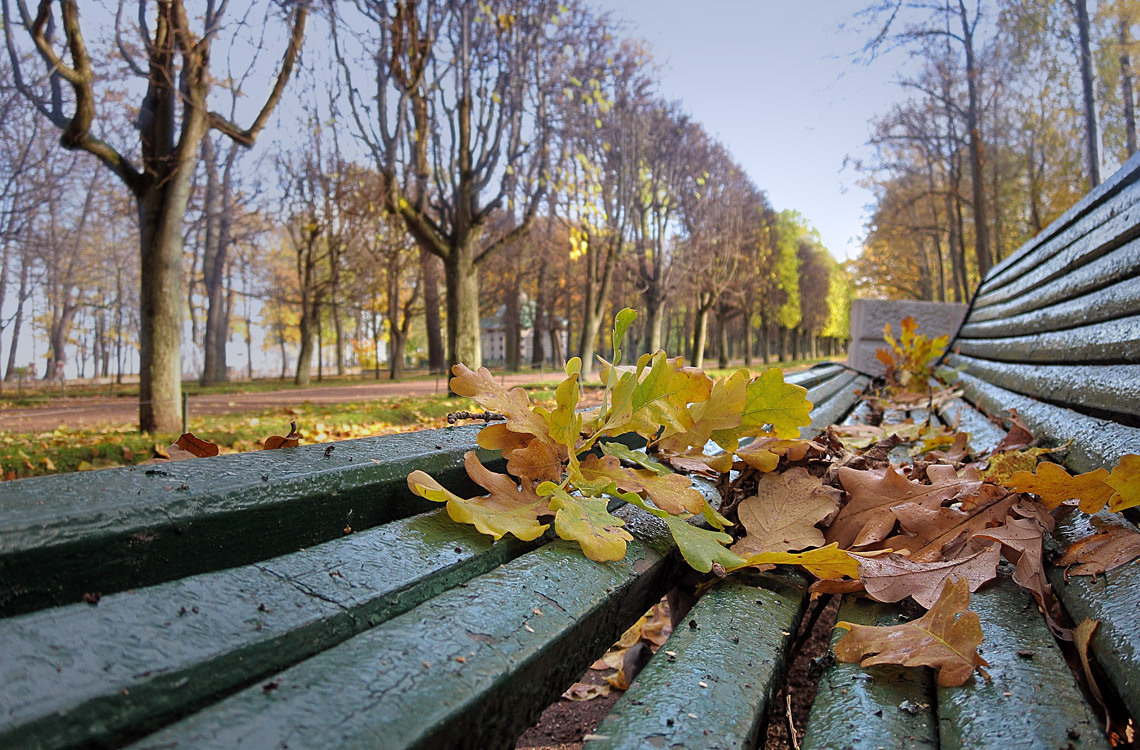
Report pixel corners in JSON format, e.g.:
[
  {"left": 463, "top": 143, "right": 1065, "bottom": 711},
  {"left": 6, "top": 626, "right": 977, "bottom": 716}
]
[{"left": 590, "top": 1, "right": 913, "bottom": 260}]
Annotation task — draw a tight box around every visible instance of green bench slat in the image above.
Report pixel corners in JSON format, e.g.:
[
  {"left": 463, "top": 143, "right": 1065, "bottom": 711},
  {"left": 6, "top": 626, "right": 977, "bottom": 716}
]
[
  {"left": 585, "top": 572, "right": 807, "bottom": 750},
  {"left": 128, "top": 507, "right": 678, "bottom": 750},
  {"left": 0, "top": 508, "right": 537, "bottom": 749},
  {"left": 962, "top": 251, "right": 1140, "bottom": 333},
  {"left": 954, "top": 315, "right": 1140, "bottom": 365},
  {"left": 0, "top": 424, "right": 494, "bottom": 617},
  {"left": 804, "top": 374, "right": 868, "bottom": 435},
  {"left": 801, "top": 599, "right": 938, "bottom": 750},
  {"left": 1048, "top": 511, "right": 1140, "bottom": 722},
  {"left": 977, "top": 152, "right": 1140, "bottom": 296},
  {"left": 947, "top": 369, "right": 1140, "bottom": 473},
  {"left": 973, "top": 172, "right": 1140, "bottom": 304},
  {"left": 947, "top": 358, "right": 1140, "bottom": 420},
  {"left": 936, "top": 576, "right": 1108, "bottom": 750}
]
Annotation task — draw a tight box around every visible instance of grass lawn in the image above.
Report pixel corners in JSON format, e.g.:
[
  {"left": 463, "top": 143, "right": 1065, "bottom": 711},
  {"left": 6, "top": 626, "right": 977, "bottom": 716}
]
[{"left": 0, "top": 355, "right": 836, "bottom": 481}]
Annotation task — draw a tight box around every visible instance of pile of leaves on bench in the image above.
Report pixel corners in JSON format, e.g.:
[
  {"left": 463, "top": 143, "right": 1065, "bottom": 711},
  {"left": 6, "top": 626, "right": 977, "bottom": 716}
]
[{"left": 409, "top": 310, "right": 1140, "bottom": 691}]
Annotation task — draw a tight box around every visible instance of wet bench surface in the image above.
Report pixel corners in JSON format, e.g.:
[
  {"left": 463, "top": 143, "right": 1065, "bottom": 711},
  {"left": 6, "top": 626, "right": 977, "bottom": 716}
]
[{"left": 3, "top": 153, "right": 1140, "bottom": 748}]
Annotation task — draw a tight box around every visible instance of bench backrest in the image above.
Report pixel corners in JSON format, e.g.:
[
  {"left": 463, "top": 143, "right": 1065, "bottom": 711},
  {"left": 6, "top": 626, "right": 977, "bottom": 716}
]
[{"left": 946, "top": 152, "right": 1140, "bottom": 474}]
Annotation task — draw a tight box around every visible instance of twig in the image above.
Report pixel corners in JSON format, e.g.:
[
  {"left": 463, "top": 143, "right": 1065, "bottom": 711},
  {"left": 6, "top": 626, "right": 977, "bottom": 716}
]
[
  {"left": 786, "top": 692, "right": 800, "bottom": 750},
  {"left": 446, "top": 410, "right": 506, "bottom": 424}
]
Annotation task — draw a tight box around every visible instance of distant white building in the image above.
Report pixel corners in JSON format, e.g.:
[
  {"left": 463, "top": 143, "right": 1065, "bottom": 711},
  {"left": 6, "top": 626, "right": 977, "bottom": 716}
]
[{"left": 481, "top": 302, "right": 568, "bottom": 367}]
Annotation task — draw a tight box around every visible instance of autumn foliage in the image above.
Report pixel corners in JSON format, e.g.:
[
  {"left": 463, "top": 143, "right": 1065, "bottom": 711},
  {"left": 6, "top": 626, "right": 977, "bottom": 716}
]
[{"left": 408, "top": 310, "right": 1140, "bottom": 688}]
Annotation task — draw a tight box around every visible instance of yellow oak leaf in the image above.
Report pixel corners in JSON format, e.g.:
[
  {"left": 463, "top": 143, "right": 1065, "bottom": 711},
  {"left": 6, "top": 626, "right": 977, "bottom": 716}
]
[
  {"left": 834, "top": 578, "right": 989, "bottom": 687},
  {"left": 547, "top": 358, "right": 583, "bottom": 456},
  {"left": 406, "top": 453, "right": 550, "bottom": 542},
  {"left": 731, "top": 542, "right": 862, "bottom": 579},
  {"left": 450, "top": 363, "right": 553, "bottom": 446},
  {"left": 506, "top": 438, "right": 564, "bottom": 483},
  {"left": 1106, "top": 454, "right": 1140, "bottom": 512},
  {"left": 730, "top": 467, "right": 842, "bottom": 556},
  {"left": 734, "top": 437, "right": 823, "bottom": 472},
  {"left": 579, "top": 454, "right": 705, "bottom": 515},
  {"left": 656, "top": 369, "right": 749, "bottom": 454},
  {"left": 541, "top": 483, "right": 632, "bottom": 562},
  {"left": 1005, "top": 462, "right": 1114, "bottom": 513},
  {"left": 710, "top": 368, "right": 813, "bottom": 450},
  {"left": 476, "top": 423, "right": 531, "bottom": 454}
]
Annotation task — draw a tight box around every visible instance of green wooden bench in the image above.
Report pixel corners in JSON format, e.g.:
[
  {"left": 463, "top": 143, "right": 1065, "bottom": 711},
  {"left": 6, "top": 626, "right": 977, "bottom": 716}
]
[{"left": 2, "top": 154, "right": 1138, "bottom": 748}]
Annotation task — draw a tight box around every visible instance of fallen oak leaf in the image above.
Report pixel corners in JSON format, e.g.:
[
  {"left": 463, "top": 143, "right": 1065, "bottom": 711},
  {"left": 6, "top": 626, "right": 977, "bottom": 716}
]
[
  {"left": 451, "top": 363, "right": 555, "bottom": 448},
  {"left": 827, "top": 464, "right": 982, "bottom": 550},
  {"left": 993, "top": 409, "right": 1035, "bottom": 453},
  {"left": 1106, "top": 454, "right": 1140, "bottom": 512},
  {"left": 173, "top": 433, "right": 220, "bottom": 458},
  {"left": 580, "top": 454, "right": 706, "bottom": 516},
  {"left": 974, "top": 516, "right": 1069, "bottom": 640},
  {"left": 856, "top": 546, "right": 1000, "bottom": 609},
  {"left": 263, "top": 421, "right": 300, "bottom": 449},
  {"left": 833, "top": 577, "right": 989, "bottom": 687},
  {"left": 1004, "top": 461, "right": 1114, "bottom": 513},
  {"left": 730, "top": 542, "right": 864, "bottom": 580},
  {"left": 1054, "top": 523, "right": 1140, "bottom": 579},
  {"left": 540, "top": 482, "right": 632, "bottom": 562},
  {"left": 407, "top": 453, "right": 550, "bottom": 542},
  {"left": 884, "top": 482, "right": 1018, "bottom": 562},
  {"left": 562, "top": 682, "right": 611, "bottom": 701},
  {"left": 710, "top": 367, "right": 813, "bottom": 449},
  {"left": 730, "top": 467, "right": 843, "bottom": 557}
]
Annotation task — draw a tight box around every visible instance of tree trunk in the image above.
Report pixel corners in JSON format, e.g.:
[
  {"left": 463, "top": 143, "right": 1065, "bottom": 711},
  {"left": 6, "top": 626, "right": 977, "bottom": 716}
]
[
  {"left": 421, "top": 249, "right": 446, "bottom": 374},
  {"left": 332, "top": 299, "right": 345, "bottom": 376},
  {"left": 1075, "top": 0, "right": 1101, "bottom": 188},
  {"left": 1121, "top": 16, "right": 1138, "bottom": 157},
  {"left": 644, "top": 294, "right": 666, "bottom": 354},
  {"left": 717, "top": 310, "right": 730, "bottom": 369},
  {"left": 295, "top": 292, "right": 317, "bottom": 386},
  {"left": 505, "top": 279, "right": 520, "bottom": 372},
  {"left": 692, "top": 303, "right": 710, "bottom": 370},
  {"left": 959, "top": 5, "right": 992, "bottom": 277},
  {"left": 5, "top": 255, "right": 29, "bottom": 381},
  {"left": 138, "top": 190, "right": 190, "bottom": 433},
  {"left": 532, "top": 262, "right": 547, "bottom": 366},
  {"left": 444, "top": 241, "right": 481, "bottom": 376},
  {"left": 200, "top": 136, "right": 223, "bottom": 385}
]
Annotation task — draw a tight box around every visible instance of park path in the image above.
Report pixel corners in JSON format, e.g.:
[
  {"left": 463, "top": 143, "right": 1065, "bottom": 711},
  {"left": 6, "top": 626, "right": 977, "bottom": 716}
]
[{"left": 0, "top": 371, "right": 561, "bottom": 433}]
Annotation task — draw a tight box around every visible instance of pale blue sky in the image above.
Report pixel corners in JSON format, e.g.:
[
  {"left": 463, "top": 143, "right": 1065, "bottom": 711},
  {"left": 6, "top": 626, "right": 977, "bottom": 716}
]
[{"left": 591, "top": 0, "right": 913, "bottom": 260}]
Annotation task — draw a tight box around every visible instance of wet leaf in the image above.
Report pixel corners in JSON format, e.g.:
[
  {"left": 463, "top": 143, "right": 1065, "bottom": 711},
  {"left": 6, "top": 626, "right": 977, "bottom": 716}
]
[
  {"left": 580, "top": 454, "right": 705, "bottom": 515},
  {"left": 168, "top": 433, "right": 220, "bottom": 460},
  {"left": 885, "top": 483, "right": 1018, "bottom": 562},
  {"left": 828, "top": 464, "right": 981, "bottom": 549},
  {"left": 731, "top": 467, "right": 842, "bottom": 556},
  {"left": 547, "top": 358, "right": 583, "bottom": 456},
  {"left": 1055, "top": 524, "right": 1140, "bottom": 577},
  {"left": 1005, "top": 462, "right": 1114, "bottom": 513},
  {"left": 542, "top": 482, "right": 632, "bottom": 562},
  {"left": 1106, "top": 454, "right": 1140, "bottom": 512},
  {"left": 834, "top": 578, "right": 988, "bottom": 687},
  {"left": 857, "top": 546, "right": 1000, "bottom": 609},
  {"left": 562, "top": 681, "right": 611, "bottom": 701},
  {"left": 263, "top": 421, "right": 300, "bottom": 449},
  {"left": 732, "top": 542, "right": 862, "bottom": 579},
  {"left": 407, "top": 453, "right": 550, "bottom": 542},
  {"left": 506, "top": 438, "right": 564, "bottom": 483},
  {"left": 661, "top": 513, "right": 743, "bottom": 573},
  {"left": 734, "top": 437, "right": 823, "bottom": 472}
]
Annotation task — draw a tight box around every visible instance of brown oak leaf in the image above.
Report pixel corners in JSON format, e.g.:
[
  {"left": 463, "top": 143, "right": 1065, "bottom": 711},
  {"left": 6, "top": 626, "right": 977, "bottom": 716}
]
[
  {"left": 506, "top": 437, "right": 565, "bottom": 483},
  {"left": 884, "top": 482, "right": 1018, "bottom": 562},
  {"left": 834, "top": 577, "right": 989, "bottom": 687},
  {"left": 730, "top": 467, "right": 842, "bottom": 557},
  {"left": 579, "top": 454, "right": 705, "bottom": 515},
  {"left": 1055, "top": 524, "right": 1140, "bottom": 579},
  {"left": 827, "top": 464, "right": 982, "bottom": 549},
  {"left": 857, "top": 545, "right": 1001, "bottom": 609}
]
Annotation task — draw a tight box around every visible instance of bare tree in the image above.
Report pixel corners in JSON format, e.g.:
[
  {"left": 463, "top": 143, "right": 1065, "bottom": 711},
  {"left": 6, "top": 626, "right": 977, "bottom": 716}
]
[
  {"left": 3, "top": 0, "right": 307, "bottom": 431},
  {"left": 335, "top": 0, "right": 566, "bottom": 375}
]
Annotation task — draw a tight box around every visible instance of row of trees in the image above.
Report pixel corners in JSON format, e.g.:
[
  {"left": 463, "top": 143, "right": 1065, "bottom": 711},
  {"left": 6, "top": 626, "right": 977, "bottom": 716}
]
[
  {"left": 851, "top": 0, "right": 1140, "bottom": 300},
  {"left": 1, "top": 0, "right": 849, "bottom": 432}
]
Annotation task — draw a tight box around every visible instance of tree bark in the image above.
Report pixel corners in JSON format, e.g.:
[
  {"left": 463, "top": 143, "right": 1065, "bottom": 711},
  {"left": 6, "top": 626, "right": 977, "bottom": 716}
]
[
  {"left": 1122, "top": 16, "right": 1138, "bottom": 157},
  {"left": 444, "top": 241, "right": 481, "bottom": 372},
  {"left": 418, "top": 248, "right": 445, "bottom": 373},
  {"left": 1075, "top": 0, "right": 1101, "bottom": 188},
  {"left": 959, "top": 1, "right": 993, "bottom": 277}
]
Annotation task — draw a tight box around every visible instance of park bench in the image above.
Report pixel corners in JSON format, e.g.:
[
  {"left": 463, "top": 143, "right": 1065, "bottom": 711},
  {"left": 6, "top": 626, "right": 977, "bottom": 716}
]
[{"left": 1, "top": 154, "right": 1138, "bottom": 749}]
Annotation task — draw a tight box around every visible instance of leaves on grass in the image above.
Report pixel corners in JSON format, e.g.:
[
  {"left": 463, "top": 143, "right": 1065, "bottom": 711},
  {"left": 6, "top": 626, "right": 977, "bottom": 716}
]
[
  {"left": 730, "top": 467, "right": 842, "bottom": 556},
  {"left": 834, "top": 578, "right": 988, "bottom": 687},
  {"left": 856, "top": 546, "right": 1000, "bottom": 609},
  {"left": 1055, "top": 524, "right": 1140, "bottom": 578},
  {"left": 263, "top": 421, "right": 300, "bottom": 449},
  {"left": 1005, "top": 462, "right": 1114, "bottom": 513}
]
